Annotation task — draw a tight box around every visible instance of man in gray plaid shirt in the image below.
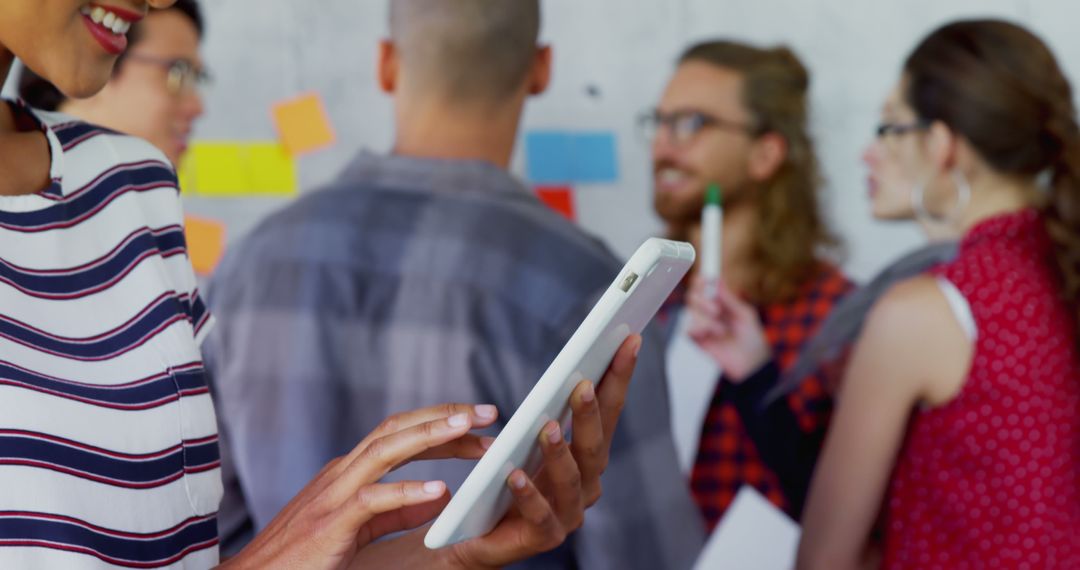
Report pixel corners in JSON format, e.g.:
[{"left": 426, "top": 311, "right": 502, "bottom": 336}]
[{"left": 203, "top": 1, "right": 704, "bottom": 568}]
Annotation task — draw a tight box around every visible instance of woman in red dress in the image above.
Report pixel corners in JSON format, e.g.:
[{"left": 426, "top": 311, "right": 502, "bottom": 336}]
[{"left": 796, "top": 20, "right": 1080, "bottom": 569}]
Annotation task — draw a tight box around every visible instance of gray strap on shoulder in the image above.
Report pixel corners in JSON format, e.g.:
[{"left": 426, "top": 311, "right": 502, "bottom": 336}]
[{"left": 762, "top": 241, "right": 960, "bottom": 408}]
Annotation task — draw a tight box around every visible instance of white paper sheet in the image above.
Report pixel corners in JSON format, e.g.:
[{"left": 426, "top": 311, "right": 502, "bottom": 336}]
[{"left": 694, "top": 486, "right": 802, "bottom": 570}]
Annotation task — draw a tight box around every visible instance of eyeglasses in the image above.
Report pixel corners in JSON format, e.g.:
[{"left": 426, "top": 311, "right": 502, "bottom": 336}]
[
  {"left": 638, "top": 109, "right": 757, "bottom": 146},
  {"left": 123, "top": 53, "right": 212, "bottom": 95},
  {"left": 876, "top": 120, "right": 930, "bottom": 138}
]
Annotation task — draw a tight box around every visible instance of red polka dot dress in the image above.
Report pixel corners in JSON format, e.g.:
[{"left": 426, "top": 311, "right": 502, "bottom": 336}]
[{"left": 884, "top": 209, "right": 1080, "bottom": 569}]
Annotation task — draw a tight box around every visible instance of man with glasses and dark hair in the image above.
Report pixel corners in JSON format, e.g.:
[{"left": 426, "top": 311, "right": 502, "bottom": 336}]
[
  {"left": 643, "top": 40, "right": 854, "bottom": 529},
  {"left": 17, "top": 0, "right": 207, "bottom": 166}
]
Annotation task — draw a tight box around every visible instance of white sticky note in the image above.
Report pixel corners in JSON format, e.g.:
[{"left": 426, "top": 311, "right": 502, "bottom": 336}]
[{"left": 694, "top": 486, "right": 801, "bottom": 570}]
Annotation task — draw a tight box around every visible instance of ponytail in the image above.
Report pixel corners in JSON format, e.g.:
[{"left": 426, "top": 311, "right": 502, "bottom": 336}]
[{"left": 1043, "top": 111, "right": 1080, "bottom": 334}]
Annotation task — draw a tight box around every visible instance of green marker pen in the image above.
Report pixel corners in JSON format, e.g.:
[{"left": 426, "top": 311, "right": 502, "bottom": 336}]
[{"left": 701, "top": 183, "right": 722, "bottom": 296}]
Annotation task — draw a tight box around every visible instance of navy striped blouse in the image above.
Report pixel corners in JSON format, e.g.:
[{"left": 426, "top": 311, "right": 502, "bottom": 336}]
[{"left": 0, "top": 101, "right": 221, "bottom": 568}]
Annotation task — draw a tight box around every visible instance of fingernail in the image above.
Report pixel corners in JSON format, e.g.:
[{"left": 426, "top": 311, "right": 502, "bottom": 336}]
[
  {"left": 546, "top": 423, "right": 561, "bottom": 444},
  {"left": 423, "top": 481, "right": 446, "bottom": 496},
  {"left": 510, "top": 472, "right": 527, "bottom": 490},
  {"left": 447, "top": 413, "right": 469, "bottom": 428},
  {"left": 474, "top": 405, "right": 497, "bottom": 420},
  {"left": 480, "top": 436, "right": 496, "bottom": 449},
  {"left": 581, "top": 382, "right": 595, "bottom": 403},
  {"left": 633, "top": 338, "right": 642, "bottom": 358}
]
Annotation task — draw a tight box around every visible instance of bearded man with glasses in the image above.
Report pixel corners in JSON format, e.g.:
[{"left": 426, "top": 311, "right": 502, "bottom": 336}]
[{"left": 643, "top": 40, "right": 854, "bottom": 530}]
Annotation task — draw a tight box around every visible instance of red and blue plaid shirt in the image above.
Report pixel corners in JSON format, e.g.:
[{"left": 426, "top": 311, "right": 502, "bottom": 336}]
[{"left": 676, "top": 263, "right": 854, "bottom": 530}]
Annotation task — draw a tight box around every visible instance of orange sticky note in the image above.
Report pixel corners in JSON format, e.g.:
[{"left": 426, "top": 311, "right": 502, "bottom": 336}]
[
  {"left": 272, "top": 93, "right": 336, "bottom": 156},
  {"left": 535, "top": 186, "right": 576, "bottom": 221},
  {"left": 185, "top": 216, "right": 226, "bottom": 275}
]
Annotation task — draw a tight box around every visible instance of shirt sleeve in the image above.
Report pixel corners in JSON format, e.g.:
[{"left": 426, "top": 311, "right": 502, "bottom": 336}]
[
  {"left": 163, "top": 161, "right": 216, "bottom": 347},
  {"left": 201, "top": 341, "right": 255, "bottom": 557},
  {"left": 726, "top": 359, "right": 827, "bottom": 519},
  {"left": 189, "top": 286, "right": 215, "bottom": 348}
]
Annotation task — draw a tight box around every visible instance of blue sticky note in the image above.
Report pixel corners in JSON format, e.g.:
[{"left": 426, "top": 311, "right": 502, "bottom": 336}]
[
  {"left": 571, "top": 133, "right": 618, "bottom": 184},
  {"left": 525, "top": 131, "right": 618, "bottom": 184},
  {"left": 525, "top": 132, "right": 574, "bottom": 184}
]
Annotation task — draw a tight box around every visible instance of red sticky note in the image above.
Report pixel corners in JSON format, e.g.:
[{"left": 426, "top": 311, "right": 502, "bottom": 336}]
[
  {"left": 535, "top": 186, "right": 576, "bottom": 221},
  {"left": 185, "top": 215, "right": 226, "bottom": 275},
  {"left": 271, "top": 92, "right": 337, "bottom": 156}
]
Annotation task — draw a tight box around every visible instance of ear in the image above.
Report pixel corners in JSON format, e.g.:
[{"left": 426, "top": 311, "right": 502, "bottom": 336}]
[
  {"left": 527, "top": 45, "right": 552, "bottom": 96},
  {"left": 747, "top": 131, "right": 787, "bottom": 182},
  {"left": 377, "top": 39, "right": 399, "bottom": 94},
  {"left": 924, "top": 120, "right": 959, "bottom": 171}
]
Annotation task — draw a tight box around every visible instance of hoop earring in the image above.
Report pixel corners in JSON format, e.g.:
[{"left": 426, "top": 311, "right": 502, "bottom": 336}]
[{"left": 911, "top": 169, "right": 971, "bottom": 225}]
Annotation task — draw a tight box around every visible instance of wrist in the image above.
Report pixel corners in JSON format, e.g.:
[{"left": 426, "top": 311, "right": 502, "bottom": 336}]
[
  {"left": 442, "top": 543, "right": 499, "bottom": 570},
  {"left": 729, "top": 349, "right": 772, "bottom": 383}
]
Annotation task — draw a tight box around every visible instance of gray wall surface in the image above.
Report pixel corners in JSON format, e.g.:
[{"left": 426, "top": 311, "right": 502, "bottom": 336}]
[{"left": 7, "top": 0, "right": 1076, "bottom": 281}]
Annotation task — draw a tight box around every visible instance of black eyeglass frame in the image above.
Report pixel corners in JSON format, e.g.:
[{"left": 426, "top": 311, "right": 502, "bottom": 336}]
[
  {"left": 637, "top": 109, "right": 761, "bottom": 145},
  {"left": 875, "top": 119, "right": 931, "bottom": 138}
]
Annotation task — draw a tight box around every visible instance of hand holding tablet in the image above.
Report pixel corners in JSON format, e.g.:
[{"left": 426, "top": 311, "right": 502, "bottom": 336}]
[{"left": 426, "top": 238, "right": 695, "bottom": 549}]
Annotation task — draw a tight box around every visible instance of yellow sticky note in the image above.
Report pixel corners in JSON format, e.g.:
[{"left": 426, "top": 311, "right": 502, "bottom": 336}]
[
  {"left": 248, "top": 143, "right": 299, "bottom": 194},
  {"left": 272, "top": 93, "right": 336, "bottom": 156},
  {"left": 177, "top": 153, "right": 195, "bottom": 194},
  {"left": 190, "top": 142, "right": 247, "bottom": 195},
  {"left": 185, "top": 216, "right": 226, "bottom": 275},
  {"left": 183, "top": 141, "right": 298, "bottom": 197}
]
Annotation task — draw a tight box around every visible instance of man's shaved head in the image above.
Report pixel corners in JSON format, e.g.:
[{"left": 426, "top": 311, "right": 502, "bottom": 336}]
[{"left": 389, "top": 0, "right": 541, "bottom": 107}]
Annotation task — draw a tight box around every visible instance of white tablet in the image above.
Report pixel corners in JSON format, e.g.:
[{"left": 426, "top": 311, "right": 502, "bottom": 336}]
[{"left": 424, "top": 238, "right": 695, "bottom": 549}]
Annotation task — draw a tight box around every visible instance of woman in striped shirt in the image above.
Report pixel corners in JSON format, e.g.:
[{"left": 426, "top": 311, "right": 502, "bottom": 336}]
[{"left": 0, "top": 1, "right": 636, "bottom": 568}]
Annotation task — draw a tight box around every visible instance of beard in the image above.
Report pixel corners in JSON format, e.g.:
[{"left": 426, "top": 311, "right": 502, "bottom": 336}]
[
  {"left": 653, "top": 188, "right": 705, "bottom": 228},
  {"left": 652, "top": 158, "right": 707, "bottom": 227},
  {"left": 652, "top": 163, "right": 752, "bottom": 237}
]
